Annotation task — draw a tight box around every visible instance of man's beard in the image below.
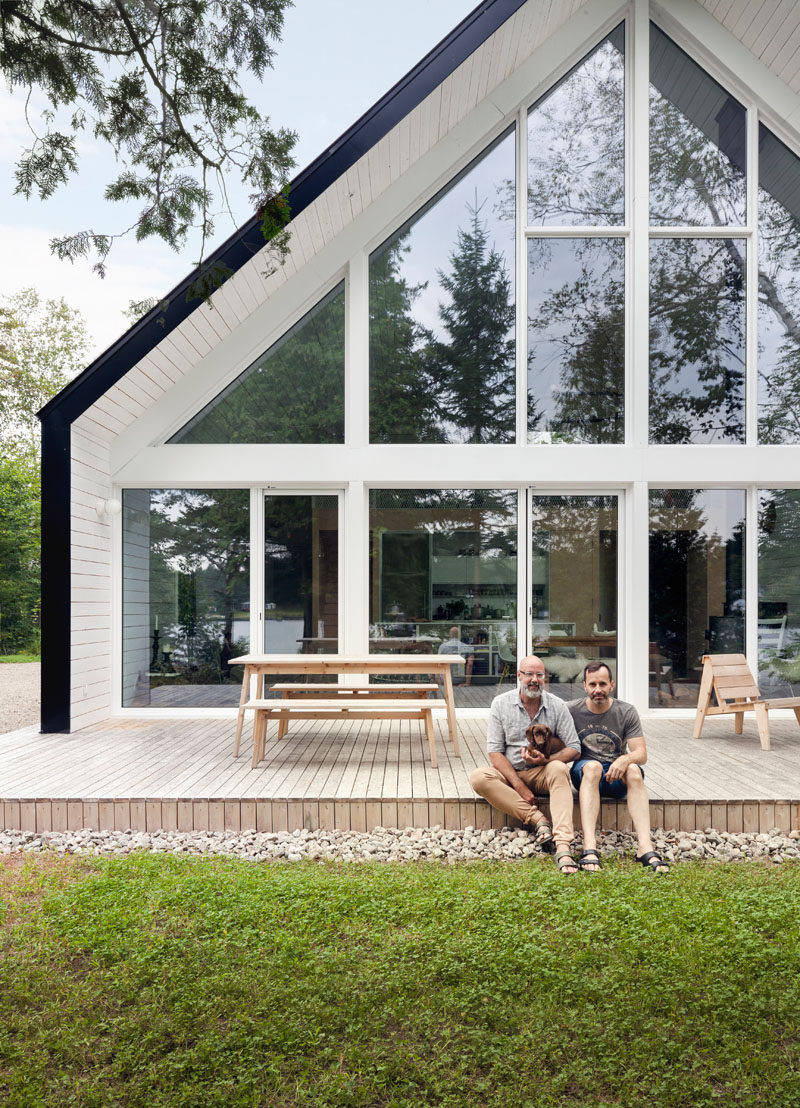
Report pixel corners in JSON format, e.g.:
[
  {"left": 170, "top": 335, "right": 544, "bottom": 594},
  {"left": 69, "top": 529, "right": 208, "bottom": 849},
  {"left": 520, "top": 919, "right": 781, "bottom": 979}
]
[{"left": 521, "top": 682, "right": 541, "bottom": 699}]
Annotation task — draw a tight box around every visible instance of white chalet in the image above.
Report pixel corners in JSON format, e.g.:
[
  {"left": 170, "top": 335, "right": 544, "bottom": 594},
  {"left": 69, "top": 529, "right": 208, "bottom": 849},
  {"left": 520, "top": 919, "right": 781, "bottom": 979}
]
[{"left": 39, "top": 0, "right": 800, "bottom": 732}]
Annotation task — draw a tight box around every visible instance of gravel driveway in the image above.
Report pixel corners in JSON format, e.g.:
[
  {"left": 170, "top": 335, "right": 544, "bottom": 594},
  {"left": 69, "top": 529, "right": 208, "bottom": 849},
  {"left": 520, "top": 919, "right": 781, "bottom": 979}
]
[{"left": 0, "top": 663, "right": 40, "bottom": 733}]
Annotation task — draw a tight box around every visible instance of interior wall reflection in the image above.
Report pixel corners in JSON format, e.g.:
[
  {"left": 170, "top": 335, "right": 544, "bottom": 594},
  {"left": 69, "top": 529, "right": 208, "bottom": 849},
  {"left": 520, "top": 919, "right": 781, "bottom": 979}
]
[
  {"left": 529, "top": 494, "right": 618, "bottom": 702},
  {"left": 368, "top": 489, "right": 517, "bottom": 706},
  {"left": 648, "top": 489, "right": 745, "bottom": 708},
  {"left": 122, "top": 489, "right": 250, "bottom": 708},
  {"left": 757, "top": 491, "right": 800, "bottom": 694},
  {"left": 369, "top": 131, "right": 515, "bottom": 444},
  {"left": 757, "top": 125, "right": 800, "bottom": 444}
]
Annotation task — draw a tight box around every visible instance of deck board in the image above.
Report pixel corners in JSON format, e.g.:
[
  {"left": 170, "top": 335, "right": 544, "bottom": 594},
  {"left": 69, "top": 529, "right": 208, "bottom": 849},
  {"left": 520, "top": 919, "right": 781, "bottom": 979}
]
[{"left": 2, "top": 714, "right": 800, "bottom": 832}]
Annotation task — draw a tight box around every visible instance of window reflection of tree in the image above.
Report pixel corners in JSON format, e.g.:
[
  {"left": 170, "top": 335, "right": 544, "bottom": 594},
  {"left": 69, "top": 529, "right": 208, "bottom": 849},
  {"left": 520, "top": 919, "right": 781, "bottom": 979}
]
[
  {"left": 758, "top": 128, "right": 800, "bottom": 444},
  {"left": 526, "top": 28, "right": 625, "bottom": 226},
  {"left": 369, "top": 200, "right": 515, "bottom": 444},
  {"left": 758, "top": 491, "right": 800, "bottom": 690},
  {"left": 149, "top": 490, "right": 250, "bottom": 685},
  {"left": 521, "top": 23, "right": 800, "bottom": 447},
  {"left": 171, "top": 285, "right": 345, "bottom": 445},
  {"left": 527, "top": 238, "right": 624, "bottom": 442},
  {"left": 649, "top": 238, "right": 745, "bottom": 444}
]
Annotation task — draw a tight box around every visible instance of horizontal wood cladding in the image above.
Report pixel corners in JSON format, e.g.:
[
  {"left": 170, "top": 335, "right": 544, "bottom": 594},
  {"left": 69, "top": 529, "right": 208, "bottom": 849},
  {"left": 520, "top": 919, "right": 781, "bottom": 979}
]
[
  {"left": 71, "top": 440, "right": 114, "bottom": 729},
  {"left": 2, "top": 797, "right": 799, "bottom": 834}
]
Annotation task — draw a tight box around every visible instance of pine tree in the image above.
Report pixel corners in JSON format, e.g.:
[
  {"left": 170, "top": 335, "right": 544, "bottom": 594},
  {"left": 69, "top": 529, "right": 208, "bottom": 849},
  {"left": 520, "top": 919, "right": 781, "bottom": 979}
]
[{"left": 426, "top": 202, "right": 515, "bottom": 443}]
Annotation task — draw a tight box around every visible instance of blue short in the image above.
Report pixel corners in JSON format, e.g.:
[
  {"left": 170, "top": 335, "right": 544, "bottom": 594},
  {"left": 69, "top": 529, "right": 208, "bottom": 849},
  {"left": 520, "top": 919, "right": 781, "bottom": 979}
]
[{"left": 570, "top": 757, "right": 644, "bottom": 799}]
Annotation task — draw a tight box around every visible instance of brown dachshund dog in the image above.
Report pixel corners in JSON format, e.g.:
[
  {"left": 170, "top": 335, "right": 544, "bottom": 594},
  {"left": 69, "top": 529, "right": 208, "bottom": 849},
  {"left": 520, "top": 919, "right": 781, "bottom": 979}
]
[{"left": 523, "top": 722, "right": 566, "bottom": 761}]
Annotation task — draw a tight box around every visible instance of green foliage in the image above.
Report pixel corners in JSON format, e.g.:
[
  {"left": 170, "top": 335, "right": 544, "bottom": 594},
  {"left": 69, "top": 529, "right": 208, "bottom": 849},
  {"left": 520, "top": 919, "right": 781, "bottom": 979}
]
[
  {"left": 0, "top": 455, "right": 40, "bottom": 654},
  {"left": 0, "top": 288, "right": 89, "bottom": 462},
  {"left": 0, "top": 288, "right": 88, "bottom": 653},
  {"left": 2, "top": 855, "right": 800, "bottom": 1107},
  {"left": 1, "top": 1, "right": 296, "bottom": 273}
]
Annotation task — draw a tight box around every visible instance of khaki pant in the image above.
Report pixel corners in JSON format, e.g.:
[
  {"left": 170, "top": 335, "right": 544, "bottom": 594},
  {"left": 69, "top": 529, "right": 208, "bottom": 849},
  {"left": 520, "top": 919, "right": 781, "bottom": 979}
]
[{"left": 469, "top": 762, "right": 574, "bottom": 847}]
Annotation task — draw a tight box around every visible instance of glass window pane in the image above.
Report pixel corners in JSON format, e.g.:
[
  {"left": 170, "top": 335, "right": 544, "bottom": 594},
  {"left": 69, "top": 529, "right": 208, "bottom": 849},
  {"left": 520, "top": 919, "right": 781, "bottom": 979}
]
[
  {"left": 530, "top": 495, "right": 618, "bottom": 702},
  {"left": 757, "top": 491, "right": 800, "bottom": 694},
  {"left": 527, "top": 25, "right": 625, "bottom": 227},
  {"left": 649, "top": 238, "right": 745, "bottom": 444},
  {"left": 122, "top": 489, "right": 249, "bottom": 707},
  {"left": 368, "top": 489, "right": 517, "bottom": 706},
  {"left": 264, "top": 494, "right": 338, "bottom": 655},
  {"left": 369, "top": 131, "right": 515, "bottom": 444},
  {"left": 758, "top": 125, "right": 800, "bottom": 443},
  {"left": 527, "top": 238, "right": 624, "bottom": 443},
  {"left": 648, "top": 489, "right": 745, "bottom": 708},
  {"left": 649, "top": 24, "right": 746, "bottom": 226},
  {"left": 170, "top": 283, "right": 345, "bottom": 444}
]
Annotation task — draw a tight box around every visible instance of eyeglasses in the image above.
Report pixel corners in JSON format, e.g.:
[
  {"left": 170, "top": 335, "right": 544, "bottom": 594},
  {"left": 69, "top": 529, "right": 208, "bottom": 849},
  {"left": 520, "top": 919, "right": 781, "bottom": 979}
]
[{"left": 519, "top": 670, "right": 545, "bottom": 679}]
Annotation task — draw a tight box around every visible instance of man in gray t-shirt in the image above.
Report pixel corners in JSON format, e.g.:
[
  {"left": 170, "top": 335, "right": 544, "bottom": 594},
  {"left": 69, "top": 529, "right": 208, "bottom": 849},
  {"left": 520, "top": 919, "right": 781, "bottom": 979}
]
[{"left": 567, "top": 662, "right": 669, "bottom": 874}]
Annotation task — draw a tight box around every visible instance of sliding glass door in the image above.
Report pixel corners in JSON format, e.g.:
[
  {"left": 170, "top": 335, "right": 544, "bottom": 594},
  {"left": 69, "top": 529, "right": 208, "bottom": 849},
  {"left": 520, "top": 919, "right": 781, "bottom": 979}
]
[
  {"left": 528, "top": 492, "right": 619, "bottom": 701},
  {"left": 263, "top": 494, "right": 340, "bottom": 655}
]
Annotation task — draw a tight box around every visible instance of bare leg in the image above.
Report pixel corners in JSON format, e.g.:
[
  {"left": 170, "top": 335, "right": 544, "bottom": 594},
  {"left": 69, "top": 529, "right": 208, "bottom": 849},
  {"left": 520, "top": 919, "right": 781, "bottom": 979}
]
[
  {"left": 625, "top": 765, "right": 656, "bottom": 857},
  {"left": 578, "top": 762, "right": 603, "bottom": 871}
]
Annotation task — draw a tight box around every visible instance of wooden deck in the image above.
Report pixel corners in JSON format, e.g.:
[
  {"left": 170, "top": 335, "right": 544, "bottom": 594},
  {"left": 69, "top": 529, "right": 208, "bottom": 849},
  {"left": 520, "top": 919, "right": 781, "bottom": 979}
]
[{"left": 1, "top": 714, "right": 800, "bottom": 835}]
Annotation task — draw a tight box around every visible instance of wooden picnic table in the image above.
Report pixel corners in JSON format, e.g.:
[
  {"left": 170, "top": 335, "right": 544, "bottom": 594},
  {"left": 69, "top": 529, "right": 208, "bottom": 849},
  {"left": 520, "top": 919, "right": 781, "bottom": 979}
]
[{"left": 229, "top": 652, "right": 465, "bottom": 756}]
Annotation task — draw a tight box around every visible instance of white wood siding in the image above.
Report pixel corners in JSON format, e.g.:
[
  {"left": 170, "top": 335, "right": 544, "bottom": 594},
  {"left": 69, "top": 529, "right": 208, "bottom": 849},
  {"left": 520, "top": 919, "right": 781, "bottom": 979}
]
[
  {"left": 121, "top": 489, "right": 150, "bottom": 708},
  {"left": 70, "top": 428, "right": 113, "bottom": 730}
]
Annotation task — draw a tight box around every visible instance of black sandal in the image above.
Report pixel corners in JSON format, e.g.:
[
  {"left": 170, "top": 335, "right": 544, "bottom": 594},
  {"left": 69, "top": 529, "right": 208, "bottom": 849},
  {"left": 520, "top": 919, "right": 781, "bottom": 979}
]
[
  {"left": 578, "top": 849, "right": 602, "bottom": 872},
  {"left": 636, "top": 850, "right": 670, "bottom": 874}
]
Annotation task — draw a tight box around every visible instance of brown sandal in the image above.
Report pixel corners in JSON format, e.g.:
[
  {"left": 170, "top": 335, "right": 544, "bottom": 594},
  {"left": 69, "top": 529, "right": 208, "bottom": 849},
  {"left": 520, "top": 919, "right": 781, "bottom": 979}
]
[{"left": 555, "top": 849, "right": 578, "bottom": 874}]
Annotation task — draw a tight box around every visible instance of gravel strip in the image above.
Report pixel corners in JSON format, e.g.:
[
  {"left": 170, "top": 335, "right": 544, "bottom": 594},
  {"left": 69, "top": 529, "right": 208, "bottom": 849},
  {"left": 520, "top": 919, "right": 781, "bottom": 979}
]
[
  {"left": 2, "top": 825, "right": 799, "bottom": 865},
  {"left": 0, "top": 662, "right": 40, "bottom": 733}
]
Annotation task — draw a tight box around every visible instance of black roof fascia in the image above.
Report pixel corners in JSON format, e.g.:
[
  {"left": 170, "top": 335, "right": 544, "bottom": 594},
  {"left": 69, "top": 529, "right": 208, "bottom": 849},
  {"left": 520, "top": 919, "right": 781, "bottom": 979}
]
[
  {"left": 38, "top": 0, "right": 527, "bottom": 426},
  {"left": 40, "top": 409, "right": 71, "bottom": 732}
]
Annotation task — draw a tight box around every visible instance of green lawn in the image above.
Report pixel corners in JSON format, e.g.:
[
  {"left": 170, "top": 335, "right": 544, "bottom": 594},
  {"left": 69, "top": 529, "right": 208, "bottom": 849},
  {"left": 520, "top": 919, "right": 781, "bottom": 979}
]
[
  {"left": 1, "top": 853, "right": 799, "bottom": 1107},
  {"left": 0, "top": 653, "right": 40, "bottom": 663}
]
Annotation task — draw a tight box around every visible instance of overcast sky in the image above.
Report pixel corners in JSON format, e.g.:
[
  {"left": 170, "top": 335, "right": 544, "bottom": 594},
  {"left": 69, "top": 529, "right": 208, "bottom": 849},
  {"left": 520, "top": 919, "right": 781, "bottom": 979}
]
[{"left": 0, "top": 0, "right": 477, "bottom": 355}]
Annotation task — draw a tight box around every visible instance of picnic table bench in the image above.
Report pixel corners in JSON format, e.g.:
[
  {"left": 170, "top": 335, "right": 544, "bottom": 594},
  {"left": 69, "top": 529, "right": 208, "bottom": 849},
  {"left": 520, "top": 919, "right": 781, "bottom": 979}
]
[
  {"left": 269, "top": 682, "right": 439, "bottom": 739},
  {"left": 245, "top": 695, "right": 439, "bottom": 768},
  {"left": 229, "top": 653, "right": 465, "bottom": 766}
]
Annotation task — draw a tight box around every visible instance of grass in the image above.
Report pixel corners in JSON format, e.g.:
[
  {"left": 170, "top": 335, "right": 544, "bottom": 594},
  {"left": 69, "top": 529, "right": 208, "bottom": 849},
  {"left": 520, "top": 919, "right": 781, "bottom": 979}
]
[
  {"left": 0, "top": 653, "right": 40, "bottom": 663},
  {"left": 1, "top": 852, "right": 799, "bottom": 1107}
]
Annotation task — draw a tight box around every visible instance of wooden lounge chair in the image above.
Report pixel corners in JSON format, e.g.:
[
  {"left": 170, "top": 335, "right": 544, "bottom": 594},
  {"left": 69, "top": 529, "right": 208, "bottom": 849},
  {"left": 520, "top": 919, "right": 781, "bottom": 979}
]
[{"left": 693, "top": 653, "right": 800, "bottom": 751}]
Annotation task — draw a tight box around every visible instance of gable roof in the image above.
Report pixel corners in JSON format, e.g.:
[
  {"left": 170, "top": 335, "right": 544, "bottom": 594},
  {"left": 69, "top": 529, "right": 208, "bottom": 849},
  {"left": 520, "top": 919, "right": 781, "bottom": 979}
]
[{"left": 38, "top": 0, "right": 528, "bottom": 427}]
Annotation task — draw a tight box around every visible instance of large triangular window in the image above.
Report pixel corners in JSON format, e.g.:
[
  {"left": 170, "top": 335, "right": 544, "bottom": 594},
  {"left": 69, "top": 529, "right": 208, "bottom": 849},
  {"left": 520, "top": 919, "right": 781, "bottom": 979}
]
[{"left": 170, "top": 282, "right": 345, "bottom": 444}]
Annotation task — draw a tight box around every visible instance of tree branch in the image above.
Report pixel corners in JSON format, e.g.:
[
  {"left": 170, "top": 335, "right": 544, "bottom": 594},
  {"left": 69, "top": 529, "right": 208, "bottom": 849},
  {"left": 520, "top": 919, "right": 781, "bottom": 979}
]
[{"left": 112, "top": 0, "right": 220, "bottom": 170}]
